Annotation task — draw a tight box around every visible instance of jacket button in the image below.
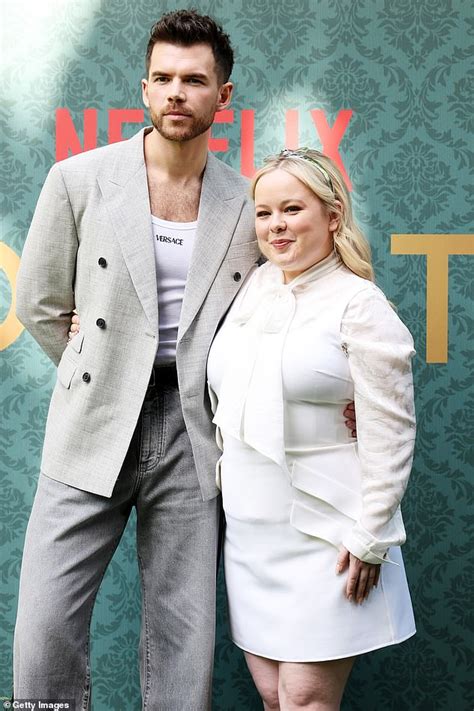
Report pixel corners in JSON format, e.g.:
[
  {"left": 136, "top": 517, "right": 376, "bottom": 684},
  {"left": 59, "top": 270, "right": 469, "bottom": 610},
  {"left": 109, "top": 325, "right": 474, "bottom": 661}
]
[
  {"left": 96, "top": 318, "right": 106, "bottom": 329},
  {"left": 82, "top": 372, "right": 91, "bottom": 383},
  {"left": 233, "top": 272, "right": 241, "bottom": 282},
  {"left": 98, "top": 257, "right": 107, "bottom": 268}
]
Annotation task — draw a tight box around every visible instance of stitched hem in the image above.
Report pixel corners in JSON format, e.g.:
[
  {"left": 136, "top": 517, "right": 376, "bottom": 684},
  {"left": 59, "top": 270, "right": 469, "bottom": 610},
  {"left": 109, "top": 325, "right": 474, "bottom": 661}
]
[
  {"left": 137, "top": 552, "right": 151, "bottom": 709},
  {"left": 233, "top": 628, "right": 416, "bottom": 663}
]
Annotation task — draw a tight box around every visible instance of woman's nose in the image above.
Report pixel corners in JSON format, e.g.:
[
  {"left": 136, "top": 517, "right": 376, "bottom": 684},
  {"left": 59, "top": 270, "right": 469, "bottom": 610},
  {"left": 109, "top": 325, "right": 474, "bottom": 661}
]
[{"left": 269, "top": 215, "right": 286, "bottom": 233}]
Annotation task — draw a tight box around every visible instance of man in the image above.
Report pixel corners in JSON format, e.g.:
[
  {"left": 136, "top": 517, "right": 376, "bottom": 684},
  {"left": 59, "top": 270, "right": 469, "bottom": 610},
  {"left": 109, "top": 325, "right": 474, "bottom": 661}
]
[{"left": 14, "top": 10, "right": 259, "bottom": 710}]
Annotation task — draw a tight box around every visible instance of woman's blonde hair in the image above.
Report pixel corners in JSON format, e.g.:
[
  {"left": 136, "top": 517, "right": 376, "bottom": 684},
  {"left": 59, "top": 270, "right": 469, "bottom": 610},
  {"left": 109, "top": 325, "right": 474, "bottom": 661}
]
[{"left": 251, "top": 149, "right": 374, "bottom": 282}]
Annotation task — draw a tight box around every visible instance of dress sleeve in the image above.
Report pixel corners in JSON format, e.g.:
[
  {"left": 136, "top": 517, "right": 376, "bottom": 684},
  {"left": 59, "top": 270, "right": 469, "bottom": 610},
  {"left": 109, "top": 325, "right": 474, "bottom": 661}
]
[{"left": 340, "top": 285, "right": 416, "bottom": 564}]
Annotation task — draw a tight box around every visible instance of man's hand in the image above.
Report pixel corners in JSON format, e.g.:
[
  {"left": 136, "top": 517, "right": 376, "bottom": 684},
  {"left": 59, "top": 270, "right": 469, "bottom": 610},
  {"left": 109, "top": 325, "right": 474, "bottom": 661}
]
[
  {"left": 344, "top": 402, "right": 356, "bottom": 438},
  {"left": 336, "top": 546, "right": 380, "bottom": 603},
  {"left": 68, "top": 313, "right": 80, "bottom": 341}
]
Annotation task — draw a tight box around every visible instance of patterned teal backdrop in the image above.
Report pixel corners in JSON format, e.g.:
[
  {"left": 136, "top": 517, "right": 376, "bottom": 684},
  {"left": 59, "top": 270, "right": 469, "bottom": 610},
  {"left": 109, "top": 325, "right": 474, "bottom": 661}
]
[{"left": 1, "top": 0, "right": 473, "bottom": 709}]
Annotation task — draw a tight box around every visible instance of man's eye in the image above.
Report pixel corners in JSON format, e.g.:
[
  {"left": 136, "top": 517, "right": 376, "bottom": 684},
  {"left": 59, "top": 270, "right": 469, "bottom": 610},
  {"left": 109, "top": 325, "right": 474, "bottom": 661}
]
[
  {"left": 188, "top": 78, "right": 203, "bottom": 84},
  {"left": 154, "top": 76, "right": 168, "bottom": 83}
]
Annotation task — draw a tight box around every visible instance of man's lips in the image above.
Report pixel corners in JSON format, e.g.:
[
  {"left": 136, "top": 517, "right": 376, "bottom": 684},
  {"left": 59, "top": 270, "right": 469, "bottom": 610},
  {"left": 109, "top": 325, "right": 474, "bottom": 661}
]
[{"left": 165, "top": 111, "right": 192, "bottom": 117}]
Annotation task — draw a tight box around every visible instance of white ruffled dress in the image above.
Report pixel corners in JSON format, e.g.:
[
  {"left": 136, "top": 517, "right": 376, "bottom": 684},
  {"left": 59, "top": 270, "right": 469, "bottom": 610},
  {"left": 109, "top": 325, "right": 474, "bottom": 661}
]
[{"left": 207, "top": 253, "right": 416, "bottom": 661}]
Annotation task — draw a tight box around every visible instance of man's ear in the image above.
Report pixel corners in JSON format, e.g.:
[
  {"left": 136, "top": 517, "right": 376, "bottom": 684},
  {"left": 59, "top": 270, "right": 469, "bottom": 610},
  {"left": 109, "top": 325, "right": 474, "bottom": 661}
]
[
  {"left": 216, "top": 81, "right": 233, "bottom": 111},
  {"left": 142, "top": 78, "right": 150, "bottom": 108}
]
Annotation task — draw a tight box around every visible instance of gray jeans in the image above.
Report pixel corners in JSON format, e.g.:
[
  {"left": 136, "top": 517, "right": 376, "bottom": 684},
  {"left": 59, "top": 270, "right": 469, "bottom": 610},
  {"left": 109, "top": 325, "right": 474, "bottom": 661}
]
[{"left": 13, "top": 367, "right": 220, "bottom": 710}]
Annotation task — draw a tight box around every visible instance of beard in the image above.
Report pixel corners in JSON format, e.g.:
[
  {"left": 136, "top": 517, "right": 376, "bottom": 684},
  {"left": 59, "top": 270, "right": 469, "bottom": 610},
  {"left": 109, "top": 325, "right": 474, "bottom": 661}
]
[{"left": 149, "top": 105, "right": 215, "bottom": 142}]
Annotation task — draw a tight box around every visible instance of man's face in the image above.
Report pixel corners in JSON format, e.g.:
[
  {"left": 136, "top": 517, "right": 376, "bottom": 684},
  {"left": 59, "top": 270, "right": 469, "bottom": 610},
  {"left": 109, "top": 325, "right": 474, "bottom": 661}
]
[{"left": 142, "top": 42, "right": 232, "bottom": 143}]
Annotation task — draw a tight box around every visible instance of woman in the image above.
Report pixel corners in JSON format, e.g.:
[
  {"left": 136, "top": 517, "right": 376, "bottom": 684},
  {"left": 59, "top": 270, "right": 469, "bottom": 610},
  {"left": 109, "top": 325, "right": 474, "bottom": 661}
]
[{"left": 206, "top": 148, "right": 416, "bottom": 710}]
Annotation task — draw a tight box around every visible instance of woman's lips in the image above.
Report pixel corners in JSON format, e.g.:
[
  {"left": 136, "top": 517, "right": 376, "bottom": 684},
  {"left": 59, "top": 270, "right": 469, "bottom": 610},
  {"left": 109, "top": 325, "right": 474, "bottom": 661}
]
[{"left": 271, "top": 239, "right": 294, "bottom": 249}]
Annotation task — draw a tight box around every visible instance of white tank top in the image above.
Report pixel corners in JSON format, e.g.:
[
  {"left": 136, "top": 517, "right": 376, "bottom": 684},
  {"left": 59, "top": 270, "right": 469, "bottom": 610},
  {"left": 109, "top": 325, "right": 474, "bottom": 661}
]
[{"left": 151, "top": 215, "right": 197, "bottom": 363}]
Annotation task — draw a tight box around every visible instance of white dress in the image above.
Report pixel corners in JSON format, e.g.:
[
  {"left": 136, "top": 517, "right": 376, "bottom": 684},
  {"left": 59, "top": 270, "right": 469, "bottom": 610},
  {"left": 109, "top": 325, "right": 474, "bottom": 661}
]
[{"left": 207, "top": 253, "right": 416, "bottom": 662}]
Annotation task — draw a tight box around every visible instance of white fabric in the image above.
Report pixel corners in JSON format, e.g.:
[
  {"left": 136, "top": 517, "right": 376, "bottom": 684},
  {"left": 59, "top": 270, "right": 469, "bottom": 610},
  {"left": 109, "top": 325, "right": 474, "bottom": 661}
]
[
  {"left": 151, "top": 215, "right": 197, "bottom": 363},
  {"left": 207, "top": 253, "right": 416, "bottom": 660}
]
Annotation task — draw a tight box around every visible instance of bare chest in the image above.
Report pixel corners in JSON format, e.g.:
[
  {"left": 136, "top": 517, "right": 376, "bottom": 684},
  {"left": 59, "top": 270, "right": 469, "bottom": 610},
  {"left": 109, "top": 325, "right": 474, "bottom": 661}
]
[{"left": 148, "top": 177, "right": 201, "bottom": 222}]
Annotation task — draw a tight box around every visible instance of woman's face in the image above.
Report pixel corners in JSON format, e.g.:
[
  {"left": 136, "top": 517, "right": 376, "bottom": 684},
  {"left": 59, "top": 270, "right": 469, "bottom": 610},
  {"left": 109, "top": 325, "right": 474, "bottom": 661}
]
[{"left": 254, "top": 169, "right": 338, "bottom": 283}]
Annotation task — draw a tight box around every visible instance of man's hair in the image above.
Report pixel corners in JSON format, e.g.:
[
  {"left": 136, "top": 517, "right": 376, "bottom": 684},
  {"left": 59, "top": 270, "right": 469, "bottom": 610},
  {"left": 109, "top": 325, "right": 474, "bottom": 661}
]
[{"left": 146, "top": 9, "right": 234, "bottom": 83}]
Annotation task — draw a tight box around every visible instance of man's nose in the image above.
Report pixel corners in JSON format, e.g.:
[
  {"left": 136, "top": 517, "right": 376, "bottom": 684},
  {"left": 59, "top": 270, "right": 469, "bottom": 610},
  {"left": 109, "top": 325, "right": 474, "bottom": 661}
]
[{"left": 167, "top": 80, "right": 186, "bottom": 102}]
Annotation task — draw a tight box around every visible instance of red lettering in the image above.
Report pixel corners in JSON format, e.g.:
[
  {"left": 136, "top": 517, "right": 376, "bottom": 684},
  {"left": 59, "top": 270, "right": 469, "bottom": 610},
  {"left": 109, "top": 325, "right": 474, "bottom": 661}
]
[
  {"left": 54, "top": 108, "right": 354, "bottom": 184},
  {"left": 310, "top": 110, "right": 353, "bottom": 190},
  {"left": 55, "top": 108, "right": 98, "bottom": 161},
  {"left": 108, "top": 109, "right": 144, "bottom": 144},
  {"left": 285, "top": 110, "right": 299, "bottom": 149},
  {"left": 209, "top": 110, "right": 234, "bottom": 152},
  {"left": 241, "top": 110, "right": 256, "bottom": 178}
]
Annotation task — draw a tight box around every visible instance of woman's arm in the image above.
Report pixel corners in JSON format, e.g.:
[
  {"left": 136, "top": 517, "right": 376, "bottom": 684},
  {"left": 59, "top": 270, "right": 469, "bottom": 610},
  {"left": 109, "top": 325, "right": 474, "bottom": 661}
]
[{"left": 340, "top": 285, "right": 416, "bottom": 565}]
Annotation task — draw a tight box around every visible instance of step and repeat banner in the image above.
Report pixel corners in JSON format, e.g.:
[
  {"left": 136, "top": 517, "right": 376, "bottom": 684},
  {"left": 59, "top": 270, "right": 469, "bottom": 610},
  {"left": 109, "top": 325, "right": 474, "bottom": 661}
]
[{"left": 1, "top": 1, "right": 472, "bottom": 708}]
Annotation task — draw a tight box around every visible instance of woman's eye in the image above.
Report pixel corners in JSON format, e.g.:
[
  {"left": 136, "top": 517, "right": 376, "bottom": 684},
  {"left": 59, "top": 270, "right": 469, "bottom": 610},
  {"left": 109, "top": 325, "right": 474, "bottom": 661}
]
[
  {"left": 285, "top": 205, "right": 300, "bottom": 213},
  {"left": 256, "top": 211, "right": 270, "bottom": 218}
]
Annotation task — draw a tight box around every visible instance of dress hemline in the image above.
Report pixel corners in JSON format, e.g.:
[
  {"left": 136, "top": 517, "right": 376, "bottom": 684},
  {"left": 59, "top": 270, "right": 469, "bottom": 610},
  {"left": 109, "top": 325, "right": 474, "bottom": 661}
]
[{"left": 231, "top": 628, "right": 416, "bottom": 663}]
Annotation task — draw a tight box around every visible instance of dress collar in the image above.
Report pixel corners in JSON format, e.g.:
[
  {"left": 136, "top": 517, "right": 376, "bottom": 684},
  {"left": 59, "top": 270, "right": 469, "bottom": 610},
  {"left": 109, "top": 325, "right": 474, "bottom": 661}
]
[
  {"left": 262, "top": 251, "right": 342, "bottom": 291},
  {"left": 232, "top": 252, "right": 342, "bottom": 330},
  {"left": 212, "top": 252, "right": 343, "bottom": 470}
]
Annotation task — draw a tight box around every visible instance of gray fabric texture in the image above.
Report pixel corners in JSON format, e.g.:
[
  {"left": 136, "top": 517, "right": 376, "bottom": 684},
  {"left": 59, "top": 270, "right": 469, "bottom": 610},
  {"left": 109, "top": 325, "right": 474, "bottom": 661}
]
[
  {"left": 16, "top": 127, "right": 259, "bottom": 499},
  {"left": 14, "top": 379, "right": 220, "bottom": 710}
]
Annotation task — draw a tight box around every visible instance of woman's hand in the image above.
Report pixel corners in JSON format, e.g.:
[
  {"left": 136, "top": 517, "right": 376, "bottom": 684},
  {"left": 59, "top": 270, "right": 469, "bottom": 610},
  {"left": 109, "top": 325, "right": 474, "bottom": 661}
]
[
  {"left": 68, "top": 313, "right": 80, "bottom": 341},
  {"left": 343, "top": 402, "right": 356, "bottom": 438},
  {"left": 336, "top": 546, "right": 380, "bottom": 603}
]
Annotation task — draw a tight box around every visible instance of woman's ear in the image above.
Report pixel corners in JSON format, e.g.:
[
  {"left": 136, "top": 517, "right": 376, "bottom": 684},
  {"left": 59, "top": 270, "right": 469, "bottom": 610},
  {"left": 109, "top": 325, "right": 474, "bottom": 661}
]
[{"left": 328, "top": 199, "right": 342, "bottom": 233}]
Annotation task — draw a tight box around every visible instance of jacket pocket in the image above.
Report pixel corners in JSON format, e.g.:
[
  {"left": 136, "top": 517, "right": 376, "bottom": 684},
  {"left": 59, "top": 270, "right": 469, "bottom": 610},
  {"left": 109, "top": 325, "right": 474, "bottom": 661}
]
[
  {"left": 289, "top": 444, "right": 361, "bottom": 548},
  {"left": 57, "top": 353, "right": 77, "bottom": 389},
  {"left": 69, "top": 331, "right": 84, "bottom": 353}
]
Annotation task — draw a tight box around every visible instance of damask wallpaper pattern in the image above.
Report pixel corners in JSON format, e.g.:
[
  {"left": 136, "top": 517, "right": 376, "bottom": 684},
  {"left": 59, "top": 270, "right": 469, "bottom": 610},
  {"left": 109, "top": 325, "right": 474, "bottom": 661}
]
[{"left": 1, "top": 1, "right": 472, "bottom": 709}]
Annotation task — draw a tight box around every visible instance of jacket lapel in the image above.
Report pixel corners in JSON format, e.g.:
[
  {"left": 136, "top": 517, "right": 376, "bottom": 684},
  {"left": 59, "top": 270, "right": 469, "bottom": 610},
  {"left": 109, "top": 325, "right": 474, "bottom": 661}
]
[
  {"left": 178, "top": 152, "right": 245, "bottom": 340},
  {"left": 98, "top": 131, "right": 246, "bottom": 342},
  {"left": 98, "top": 129, "right": 158, "bottom": 337}
]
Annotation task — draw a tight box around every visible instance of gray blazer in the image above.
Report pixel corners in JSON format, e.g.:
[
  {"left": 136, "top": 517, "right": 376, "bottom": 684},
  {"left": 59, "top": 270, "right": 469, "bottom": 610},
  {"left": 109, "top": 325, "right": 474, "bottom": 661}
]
[{"left": 16, "top": 128, "right": 259, "bottom": 499}]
